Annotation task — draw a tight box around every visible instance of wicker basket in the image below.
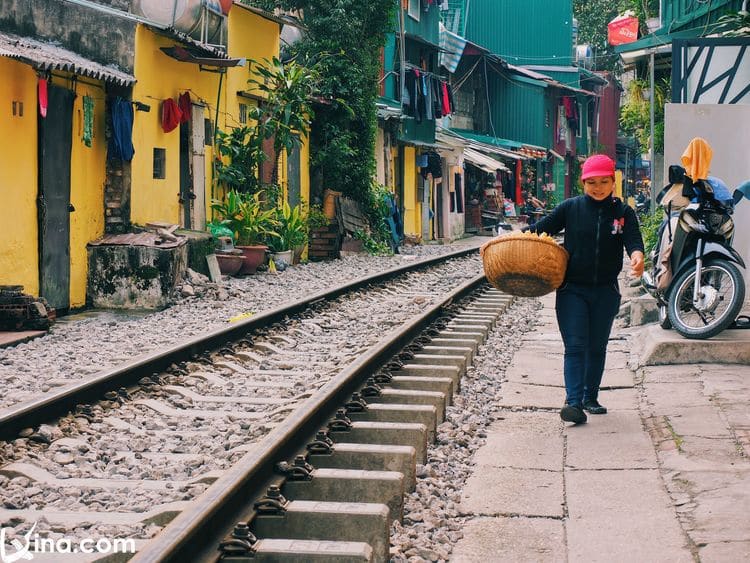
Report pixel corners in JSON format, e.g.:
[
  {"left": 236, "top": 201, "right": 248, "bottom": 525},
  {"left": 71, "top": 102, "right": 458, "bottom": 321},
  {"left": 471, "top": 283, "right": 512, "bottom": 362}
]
[{"left": 482, "top": 233, "right": 569, "bottom": 297}]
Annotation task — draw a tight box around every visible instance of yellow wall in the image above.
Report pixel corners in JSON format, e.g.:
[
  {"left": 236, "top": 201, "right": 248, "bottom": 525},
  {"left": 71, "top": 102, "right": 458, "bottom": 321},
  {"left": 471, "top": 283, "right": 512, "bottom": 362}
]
[
  {"left": 227, "top": 8, "right": 280, "bottom": 121},
  {"left": 131, "top": 26, "right": 222, "bottom": 225},
  {"left": 614, "top": 169, "right": 623, "bottom": 199},
  {"left": 403, "top": 146, "right": 419, "bottom": 235},
  {"left": 130, "top": 11, "right": 281, "bottom": 226},
  {"left": 67, "top": 78, "right": 106, "bottom": 307},
  {"left": 0, "top": 59, "right": 38, "bottom": 295}
]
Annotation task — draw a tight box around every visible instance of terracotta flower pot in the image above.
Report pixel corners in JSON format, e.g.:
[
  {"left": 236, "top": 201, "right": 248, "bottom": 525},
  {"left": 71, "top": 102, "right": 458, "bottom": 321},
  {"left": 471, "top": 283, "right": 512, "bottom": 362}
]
[
  {"left": 215, "top": 253, "right": 244, "bottom": 276},
  {"left": 236, "top": 245, "right": 268, "bottom": 274}
]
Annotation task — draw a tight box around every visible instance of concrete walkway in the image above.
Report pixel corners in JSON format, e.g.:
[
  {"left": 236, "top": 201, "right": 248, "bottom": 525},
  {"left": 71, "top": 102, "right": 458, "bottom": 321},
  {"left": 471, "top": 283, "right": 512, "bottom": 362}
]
[{"left": 452, "top": 292, "right": 750, "bottom": 562}]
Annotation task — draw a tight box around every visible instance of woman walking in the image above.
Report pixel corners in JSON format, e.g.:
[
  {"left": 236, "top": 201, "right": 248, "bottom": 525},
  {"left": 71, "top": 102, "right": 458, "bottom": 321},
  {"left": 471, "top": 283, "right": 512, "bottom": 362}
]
[{"left": 526, "top": 155, "right": 644, "bottom": 424}]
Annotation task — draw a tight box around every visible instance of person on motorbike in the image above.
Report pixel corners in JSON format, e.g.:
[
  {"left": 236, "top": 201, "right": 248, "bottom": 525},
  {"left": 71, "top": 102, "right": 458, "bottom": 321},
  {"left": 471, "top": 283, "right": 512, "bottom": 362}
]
[{"left": 525, "top": 154, "right": 645, "bottom": 424}]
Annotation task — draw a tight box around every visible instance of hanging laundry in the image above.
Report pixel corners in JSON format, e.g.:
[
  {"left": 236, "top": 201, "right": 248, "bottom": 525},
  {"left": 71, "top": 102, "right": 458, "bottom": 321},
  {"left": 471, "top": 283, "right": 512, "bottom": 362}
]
[
  {"left": 432, "top": 78, "right": 443, "bottom": 118},
  {"left": 178, "top": 92, "right": 192, "bottom": 123},
  {"left": 446, "top": 83, "right": 456, "bottom": 113},
  {"left": 424, "top": 75, "right": 433, "bottom": 121},
  {"left": 82, "top": 95, "right": 94, "bottom": 147},
  {"left": 562, "top": 96, "right": 579, "bottom": 136},
  {"left": 161, "top": 98, "right": 182, "bottom": 132},
  {"left": 441, "top": 82, "right": 451, "bottom": 116},
  {"left": 414, "top": 69, "right": 424, "bottom": 123},
  {"left": 109, "top": 97, "right": 135, "bottom": 161},
  {"left": 420, "top": 151, "right": 443, "bottom": 179},
  {"left": 38, "top": 78, "right": 48, "bottom": 118},
  {"left": 403, "top": 70, "right": 417, "bottom": 118}
]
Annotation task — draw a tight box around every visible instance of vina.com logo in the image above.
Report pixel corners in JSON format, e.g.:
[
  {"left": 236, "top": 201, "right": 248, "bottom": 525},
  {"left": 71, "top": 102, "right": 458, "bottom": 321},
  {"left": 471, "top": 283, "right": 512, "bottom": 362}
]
[{"left": 1, "top": 522, "right": 135, "bottom": 562}]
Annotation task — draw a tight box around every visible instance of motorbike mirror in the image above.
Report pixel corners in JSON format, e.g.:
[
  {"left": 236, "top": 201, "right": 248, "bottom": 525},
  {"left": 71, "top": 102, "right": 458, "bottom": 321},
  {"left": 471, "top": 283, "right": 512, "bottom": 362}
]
[{"left": 732, "top": 181, "right": 750, "bottom": 205}]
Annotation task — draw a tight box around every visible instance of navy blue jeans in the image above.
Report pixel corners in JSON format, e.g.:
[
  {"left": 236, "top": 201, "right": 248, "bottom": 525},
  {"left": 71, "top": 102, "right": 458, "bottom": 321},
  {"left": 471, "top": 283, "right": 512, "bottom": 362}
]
[{"left": 555, "top": 282, "right": 622, "bottom": 406}]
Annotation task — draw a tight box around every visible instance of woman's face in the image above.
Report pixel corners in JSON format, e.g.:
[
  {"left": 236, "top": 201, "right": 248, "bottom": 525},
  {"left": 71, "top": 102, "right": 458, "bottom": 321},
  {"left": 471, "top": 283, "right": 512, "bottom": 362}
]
[{"left": 583, "top": 176, "right": 615, "bottom": 201}]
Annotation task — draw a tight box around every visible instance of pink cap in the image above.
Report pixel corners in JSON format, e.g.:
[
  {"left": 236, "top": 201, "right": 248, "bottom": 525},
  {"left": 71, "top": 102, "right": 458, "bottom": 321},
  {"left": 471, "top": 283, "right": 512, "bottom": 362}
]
[{"left": 581, "top": 154, "right": 615, "bottom": 180}]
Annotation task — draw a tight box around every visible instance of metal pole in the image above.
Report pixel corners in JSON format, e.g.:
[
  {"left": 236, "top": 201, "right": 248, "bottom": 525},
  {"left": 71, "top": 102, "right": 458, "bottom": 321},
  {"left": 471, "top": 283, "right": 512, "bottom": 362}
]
[
  {"left": 649, "top": 51, "right": 656, "bottom": 213},
  {"left": 398, "top": 4, "right": 406, "bottom": 111}
]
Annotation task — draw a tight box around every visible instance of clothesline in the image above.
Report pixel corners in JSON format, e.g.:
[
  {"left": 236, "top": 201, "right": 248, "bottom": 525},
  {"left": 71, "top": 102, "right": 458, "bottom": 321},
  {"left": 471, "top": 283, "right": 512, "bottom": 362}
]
[{"left": 399, "top": 63, "right": 447, "bottom": 82}]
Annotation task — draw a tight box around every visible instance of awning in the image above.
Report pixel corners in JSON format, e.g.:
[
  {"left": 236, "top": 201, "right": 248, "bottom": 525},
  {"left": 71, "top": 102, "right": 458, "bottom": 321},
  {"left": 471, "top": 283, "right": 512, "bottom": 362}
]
[
  {"left": 0, "top": 30, "right": 135, "bottom": 85},
  {"left": 445, "top": 128, "right": 534, "bottom": 160},
  {"left": 549, "top": 149, "right": 565, "bottom": 161},
  {"left": 506, "top": 64, "right": 598, "bottom": 96},
  {"left": 464, "top": 148, "right": 508, "bottom": 173},
  {"left": 160, "top": 45, "right": 244, "bottom": 67}
]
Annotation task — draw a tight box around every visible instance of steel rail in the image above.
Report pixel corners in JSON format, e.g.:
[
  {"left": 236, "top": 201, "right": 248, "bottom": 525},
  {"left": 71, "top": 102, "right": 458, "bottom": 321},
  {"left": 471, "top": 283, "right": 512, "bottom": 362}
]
[
  {"left": 0, "top": 247, "right": 477, "bottom": 441},
  {"left": 131, "top": 272, "right": 488, "bottom": 563}
]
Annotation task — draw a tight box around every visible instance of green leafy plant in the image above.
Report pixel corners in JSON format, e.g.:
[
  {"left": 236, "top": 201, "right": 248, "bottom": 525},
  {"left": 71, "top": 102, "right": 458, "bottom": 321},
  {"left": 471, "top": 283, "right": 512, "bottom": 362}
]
[
  {"left": 716, "top": 10, "right": 750, "bottom": 36},
  {"left": 620, "top": 78, "right": 670, "bottom": 154},
  {"left": 638, "top": 210, "right": 663, "bottom": 266},
  {"left": 354, "top": 228, "right": 392, "bottom": 256},
  {"left": 214, "top": 126, "right": 266, "bottom": 194},
  {"left": 247, "top": 57, "right": 320, "bottom": 185},
  {"left": 268, "top": 201, "right": 309, "bottom": 252},
  {"left": 307, "top": 204, "right": 330, "bottom": 229},
  {"left": 211, "top": 190, "right": 278, "bottom": 246}
]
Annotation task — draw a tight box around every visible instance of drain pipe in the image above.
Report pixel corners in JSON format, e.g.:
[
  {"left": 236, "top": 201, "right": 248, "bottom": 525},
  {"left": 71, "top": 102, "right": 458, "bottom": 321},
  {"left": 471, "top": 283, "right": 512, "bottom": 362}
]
[{"left": 742, "top": 0, "right": 749, "bottom": 16}]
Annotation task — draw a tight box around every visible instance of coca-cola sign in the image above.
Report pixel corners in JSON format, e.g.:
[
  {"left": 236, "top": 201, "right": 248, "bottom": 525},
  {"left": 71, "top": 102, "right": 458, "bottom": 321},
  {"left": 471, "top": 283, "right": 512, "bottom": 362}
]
[{"left": 608, "top": 16, "right": 639, "bottom": 46}]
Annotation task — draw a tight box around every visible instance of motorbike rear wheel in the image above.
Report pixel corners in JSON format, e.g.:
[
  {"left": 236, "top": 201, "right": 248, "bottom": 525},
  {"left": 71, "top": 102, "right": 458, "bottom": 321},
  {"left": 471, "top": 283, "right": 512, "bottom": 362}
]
[{"left": 667, "top": 258, "right": 745, "bottom": 339}]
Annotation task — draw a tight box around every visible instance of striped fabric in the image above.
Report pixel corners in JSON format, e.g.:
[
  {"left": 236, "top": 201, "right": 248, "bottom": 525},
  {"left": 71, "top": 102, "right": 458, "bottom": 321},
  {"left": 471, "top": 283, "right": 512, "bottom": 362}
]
[{"left": 439, "top": 23, "right": 467, "bottom": 73}]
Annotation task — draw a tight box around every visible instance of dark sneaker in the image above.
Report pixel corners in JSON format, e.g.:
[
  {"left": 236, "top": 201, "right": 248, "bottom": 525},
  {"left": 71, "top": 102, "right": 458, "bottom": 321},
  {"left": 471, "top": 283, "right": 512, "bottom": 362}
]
[
  {"left": 560, "top": 404, "right": 587, "bottom": 424},
  {"left": 583, "top": 400, "right": 608, "bottom": 414}
]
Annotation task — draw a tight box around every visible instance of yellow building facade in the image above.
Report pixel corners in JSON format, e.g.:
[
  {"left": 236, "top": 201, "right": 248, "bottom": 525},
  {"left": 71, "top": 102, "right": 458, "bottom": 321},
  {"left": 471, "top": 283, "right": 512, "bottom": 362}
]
[
  {"left": 0, "top": 58, "right": 39, "bottom": 296},
  {"left": 0, "top": 58, "right": 107, "bottom": 308},
  {"left": 0, "top": 5, "right": 306, "bottom": 311}
]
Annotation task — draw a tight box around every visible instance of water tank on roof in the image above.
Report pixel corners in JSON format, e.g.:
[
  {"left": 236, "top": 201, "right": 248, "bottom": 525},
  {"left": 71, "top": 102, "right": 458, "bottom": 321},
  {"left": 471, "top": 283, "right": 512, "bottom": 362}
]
[
  {"left": 576, "top": 44, "right": 593, "bottom": 70},
  {"left": 132, "top": 0, "right": 225, "bottom": 45}
]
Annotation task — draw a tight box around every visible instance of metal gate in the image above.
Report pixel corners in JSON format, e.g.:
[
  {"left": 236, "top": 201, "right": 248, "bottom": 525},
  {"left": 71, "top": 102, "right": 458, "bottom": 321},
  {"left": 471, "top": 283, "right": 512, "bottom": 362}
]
[{"left": 38, "top": 83, "right": 74, "bottom": 312}]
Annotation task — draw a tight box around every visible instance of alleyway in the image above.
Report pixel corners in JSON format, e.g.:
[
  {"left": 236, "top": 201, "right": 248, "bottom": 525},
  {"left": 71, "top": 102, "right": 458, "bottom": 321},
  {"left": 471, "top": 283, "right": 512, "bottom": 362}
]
[{"left": 451, "top": 288, "right": 750, "bottom": 562}]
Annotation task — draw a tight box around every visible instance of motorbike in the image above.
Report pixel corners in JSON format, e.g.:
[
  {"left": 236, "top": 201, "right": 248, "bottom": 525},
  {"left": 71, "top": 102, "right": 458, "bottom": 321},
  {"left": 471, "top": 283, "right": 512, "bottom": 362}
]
[{"left": 642, "top": 173, "right": 750, "bottom": 339}]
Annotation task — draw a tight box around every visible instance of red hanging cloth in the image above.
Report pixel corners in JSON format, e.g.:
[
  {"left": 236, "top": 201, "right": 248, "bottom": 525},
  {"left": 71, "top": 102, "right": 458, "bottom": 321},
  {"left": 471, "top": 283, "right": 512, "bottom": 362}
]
[
  {"left": 161, "top": 98, "right": 182, "bottom": 132},
  {"left": 178, "top": 92, "right": 192, "bottom": 123},
  {"left": 38, "top": 78, "right": 48, "bottom": 118},
  {"left": 515, "top": 159, "right": 523, "bottom": 205}
]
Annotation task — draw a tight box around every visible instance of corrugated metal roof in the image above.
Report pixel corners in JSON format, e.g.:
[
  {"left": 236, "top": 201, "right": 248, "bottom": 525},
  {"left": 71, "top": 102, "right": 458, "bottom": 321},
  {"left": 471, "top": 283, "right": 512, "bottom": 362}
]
[{"left": 0, "top": 30, "right": 135, "bottom": 86}]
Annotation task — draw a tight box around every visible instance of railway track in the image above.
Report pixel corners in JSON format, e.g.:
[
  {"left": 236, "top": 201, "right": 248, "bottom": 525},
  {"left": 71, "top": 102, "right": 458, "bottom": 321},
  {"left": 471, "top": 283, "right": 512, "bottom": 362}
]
[{"left": 0, "top": 249, "right": 516, "bottom": 561}]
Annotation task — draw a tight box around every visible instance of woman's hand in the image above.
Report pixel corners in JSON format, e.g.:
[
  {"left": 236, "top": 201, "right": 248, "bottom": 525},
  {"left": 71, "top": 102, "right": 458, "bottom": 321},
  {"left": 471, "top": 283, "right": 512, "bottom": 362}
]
[{"left": 630, "top": 251, "right": 645, "bottom": 278}]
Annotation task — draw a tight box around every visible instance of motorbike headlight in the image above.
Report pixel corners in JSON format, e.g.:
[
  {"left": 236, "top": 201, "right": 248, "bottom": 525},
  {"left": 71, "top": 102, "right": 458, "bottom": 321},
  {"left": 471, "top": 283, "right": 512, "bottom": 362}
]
[{"left": 679, "top": 209, "right": 703, "bottom": 232}]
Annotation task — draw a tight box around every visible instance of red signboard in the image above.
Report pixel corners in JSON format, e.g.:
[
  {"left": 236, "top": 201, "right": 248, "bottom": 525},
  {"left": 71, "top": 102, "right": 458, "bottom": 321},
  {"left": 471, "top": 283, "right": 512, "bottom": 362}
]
[{"left": 608, "top": 16, "right": 639, "bottom": 46}]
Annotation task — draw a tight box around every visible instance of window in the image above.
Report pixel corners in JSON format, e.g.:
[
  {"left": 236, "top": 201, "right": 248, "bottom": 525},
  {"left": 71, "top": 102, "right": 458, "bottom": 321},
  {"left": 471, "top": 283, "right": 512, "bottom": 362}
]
[
  {"left": 408, "top": 0, "right": 420, "bottom": 21},
  {"left": 204, "top": 118, "right": 213, "bottom": 146},
  {"left": 239, "top": 103, "right": 248, "bottom": 124},
  {"left": 153, "top": 148, "right": 166, "bottom": 179}
]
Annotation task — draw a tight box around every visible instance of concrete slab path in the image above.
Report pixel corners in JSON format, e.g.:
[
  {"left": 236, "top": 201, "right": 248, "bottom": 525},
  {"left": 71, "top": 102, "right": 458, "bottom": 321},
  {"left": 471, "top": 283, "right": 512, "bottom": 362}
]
[{"left": 452, "top": 292, "right": 750, "bottom": 562}]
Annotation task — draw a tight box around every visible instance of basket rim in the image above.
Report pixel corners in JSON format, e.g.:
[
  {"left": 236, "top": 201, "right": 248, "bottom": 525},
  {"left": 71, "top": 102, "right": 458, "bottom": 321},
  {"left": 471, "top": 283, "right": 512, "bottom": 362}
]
[{"left": 483, "top": 234, "right": 569, "bottom": 256}]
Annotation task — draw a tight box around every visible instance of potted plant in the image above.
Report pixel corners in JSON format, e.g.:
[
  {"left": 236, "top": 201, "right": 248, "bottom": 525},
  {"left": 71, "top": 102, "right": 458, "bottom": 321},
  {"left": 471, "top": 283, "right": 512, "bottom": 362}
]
[
  {"left": 211, "top": 191, "right": 277, "bottom": 274},
  {"left": 268, "top": 201, "right": 308, "bottom": 265}
]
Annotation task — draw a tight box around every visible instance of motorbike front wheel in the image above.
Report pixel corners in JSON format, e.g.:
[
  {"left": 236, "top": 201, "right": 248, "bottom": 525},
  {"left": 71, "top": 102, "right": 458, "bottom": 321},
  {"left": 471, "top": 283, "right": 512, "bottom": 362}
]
[{"left": 667, "top": 258, "right": 745, "bottom": 339}]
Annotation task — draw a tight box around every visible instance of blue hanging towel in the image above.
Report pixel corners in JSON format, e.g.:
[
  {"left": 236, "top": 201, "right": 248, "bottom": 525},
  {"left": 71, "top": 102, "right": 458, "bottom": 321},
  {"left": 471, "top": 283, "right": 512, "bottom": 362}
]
[{"left": 109, "top": 97, "right": 135, "bottom": 161}]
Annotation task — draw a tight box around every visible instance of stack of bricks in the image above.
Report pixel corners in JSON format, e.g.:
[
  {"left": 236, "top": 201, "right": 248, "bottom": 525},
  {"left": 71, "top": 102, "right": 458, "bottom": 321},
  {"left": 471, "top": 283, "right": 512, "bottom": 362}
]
[{"left": 308, "top": 223, "right": 340, "bottom": 261}]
